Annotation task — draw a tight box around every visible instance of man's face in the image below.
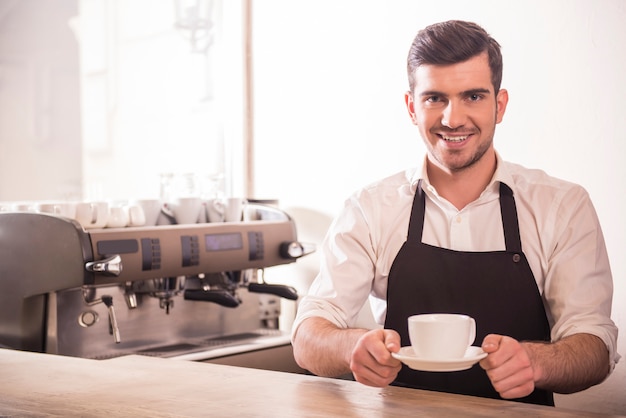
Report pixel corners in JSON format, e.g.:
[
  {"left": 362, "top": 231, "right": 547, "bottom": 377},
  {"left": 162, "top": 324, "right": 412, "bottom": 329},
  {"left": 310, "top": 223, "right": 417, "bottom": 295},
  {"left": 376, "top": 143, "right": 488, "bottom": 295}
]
[{"left": 405, "top": 52, "right": 508, "bottom": 173}]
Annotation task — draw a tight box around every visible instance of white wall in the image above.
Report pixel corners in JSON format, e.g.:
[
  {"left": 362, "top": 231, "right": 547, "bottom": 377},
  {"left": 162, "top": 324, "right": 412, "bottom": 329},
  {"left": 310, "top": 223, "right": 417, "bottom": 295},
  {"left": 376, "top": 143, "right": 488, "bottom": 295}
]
[
  {"left": 251, "top": 0, "right": 625, "bottom": 414},
  {"left": 0, "top": 0, "right": 82, "bottom": 201}
]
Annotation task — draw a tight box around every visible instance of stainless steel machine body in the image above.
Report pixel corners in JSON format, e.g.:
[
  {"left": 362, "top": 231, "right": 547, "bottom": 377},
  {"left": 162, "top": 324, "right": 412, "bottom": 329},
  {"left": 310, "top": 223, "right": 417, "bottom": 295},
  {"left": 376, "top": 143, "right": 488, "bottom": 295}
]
[{"left": 0, "top": 205, "right": 312, "bottom": 363}]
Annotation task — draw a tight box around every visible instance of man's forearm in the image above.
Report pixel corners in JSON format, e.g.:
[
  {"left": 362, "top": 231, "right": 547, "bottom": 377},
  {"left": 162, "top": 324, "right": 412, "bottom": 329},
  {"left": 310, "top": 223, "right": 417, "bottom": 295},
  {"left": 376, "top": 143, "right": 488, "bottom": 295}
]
[
  {"left": 523, "top": 333, "right": 610, "bottom": 394},
  {"left": 292, "top": 317, "right": 367, "bottom": 377}
]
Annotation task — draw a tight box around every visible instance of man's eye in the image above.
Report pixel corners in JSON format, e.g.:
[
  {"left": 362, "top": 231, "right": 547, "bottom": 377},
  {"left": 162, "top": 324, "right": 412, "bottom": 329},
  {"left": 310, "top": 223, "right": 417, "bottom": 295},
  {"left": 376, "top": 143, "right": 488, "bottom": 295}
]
[
  {"left": 426, "top": 96, "right": 441, "bottom": 103},
  {"left": 469, "top": 93, "right": 482, "bottom": 101}
]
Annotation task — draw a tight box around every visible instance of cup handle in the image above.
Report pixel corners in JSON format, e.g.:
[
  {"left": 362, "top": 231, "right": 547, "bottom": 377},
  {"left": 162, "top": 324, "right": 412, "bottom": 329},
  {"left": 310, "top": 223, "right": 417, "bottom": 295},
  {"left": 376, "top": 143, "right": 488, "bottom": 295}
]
[
  {"left": 213, "top": 199, "right": 225, "bottom": 213},
  {"left": 161, "top": 203, "right": 173, "bottom": 216},
  {"left": 161, "top": 203, "right": 177, "bottom": 223},
  {"left": 90, "top": 204, "right": 98, "bottom": 224},
  {"left": 469, "top": 317, "right": 476, "bottom": 346}
]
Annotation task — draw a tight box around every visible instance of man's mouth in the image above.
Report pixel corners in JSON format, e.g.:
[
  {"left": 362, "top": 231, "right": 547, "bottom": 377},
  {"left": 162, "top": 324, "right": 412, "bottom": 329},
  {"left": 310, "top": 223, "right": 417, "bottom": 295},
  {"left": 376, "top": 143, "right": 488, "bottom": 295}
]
[{"left": 440, "top": 134, "right": 469, "bottom": 143}]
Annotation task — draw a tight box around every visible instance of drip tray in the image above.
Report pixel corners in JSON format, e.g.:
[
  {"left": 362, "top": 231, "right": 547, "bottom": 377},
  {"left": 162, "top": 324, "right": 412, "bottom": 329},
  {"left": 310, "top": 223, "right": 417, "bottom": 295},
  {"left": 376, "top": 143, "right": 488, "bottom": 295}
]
[{"left": 136, "top": 329, "right": 292, "bottom": 361}]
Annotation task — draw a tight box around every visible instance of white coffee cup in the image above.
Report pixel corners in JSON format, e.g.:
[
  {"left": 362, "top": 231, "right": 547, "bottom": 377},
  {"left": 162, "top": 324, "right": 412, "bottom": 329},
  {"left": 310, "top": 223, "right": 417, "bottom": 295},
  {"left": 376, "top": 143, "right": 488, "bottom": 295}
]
[
  {"left": 205, "top": 198, "right": 225, "bottom": 223},
  {"left": 75, "top": 201, "right": 109, "bottom": 229},
  {"left": 12, "top": 202, "right": 37, "bottom": 212},
  {"left": 223, "top": 197, "right": 247, "bottom": 222},
  {"left": 408, "top": 313, "right": 476, "bottom": 360},
  {"left": 37, "top": 202, "right": 77, "bottom": 219},
  {"left": 126, "top": 204, "right": 146, "bottom": 227},
  {"left": 105, "top": 206, "right": 130, "bottom": 228},
  {"left": 0, "top": 202, "right": 13, "bottom": 212},
  {"left": 134, "top": 199, "right": 162, "bottom": 226},
  {"left": 163, "top": 197, "right": 203, "bottom": 224}
]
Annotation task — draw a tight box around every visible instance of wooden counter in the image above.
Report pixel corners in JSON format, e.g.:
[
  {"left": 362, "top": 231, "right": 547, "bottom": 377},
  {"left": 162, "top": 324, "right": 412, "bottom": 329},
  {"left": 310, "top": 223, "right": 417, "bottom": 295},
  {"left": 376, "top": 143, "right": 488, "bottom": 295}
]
[{"left": 0, "top": 349, "right": 622, "bottom": 417}]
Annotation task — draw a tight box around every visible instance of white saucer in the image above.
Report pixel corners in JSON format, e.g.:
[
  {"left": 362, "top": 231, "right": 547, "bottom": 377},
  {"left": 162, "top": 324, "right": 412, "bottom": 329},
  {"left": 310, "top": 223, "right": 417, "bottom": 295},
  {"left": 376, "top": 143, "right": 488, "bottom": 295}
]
[{"left": 392, "top": 346, "right": 487, "bottom": 372}]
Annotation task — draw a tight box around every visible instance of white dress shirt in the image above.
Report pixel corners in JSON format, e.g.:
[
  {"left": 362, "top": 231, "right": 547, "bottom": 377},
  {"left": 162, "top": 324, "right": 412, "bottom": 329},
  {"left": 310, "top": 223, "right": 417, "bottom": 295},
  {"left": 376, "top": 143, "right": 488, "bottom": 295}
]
[{"left": 293, "top": 153, "right": 620, "bottom": 369}]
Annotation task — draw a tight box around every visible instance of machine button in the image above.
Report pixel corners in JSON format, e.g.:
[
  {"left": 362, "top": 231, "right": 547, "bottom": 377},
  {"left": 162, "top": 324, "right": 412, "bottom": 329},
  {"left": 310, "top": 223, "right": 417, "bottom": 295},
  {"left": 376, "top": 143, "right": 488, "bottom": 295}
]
[
  {"left": 248, "top": 231, "right": 264, "bottom": 260},
  {"left": 78, "top": 310, "right": 99, "bottom": 327},
  {"left": 181, "top": 235, "right": 200, "bottom": 267},
  {"left": 141, "top": 238, "right": 161, "bottom": 270}
]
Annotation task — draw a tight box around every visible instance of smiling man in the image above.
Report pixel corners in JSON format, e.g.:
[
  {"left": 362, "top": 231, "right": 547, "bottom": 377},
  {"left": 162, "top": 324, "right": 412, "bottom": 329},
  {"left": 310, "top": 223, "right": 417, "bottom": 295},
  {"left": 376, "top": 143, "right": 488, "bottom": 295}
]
[{"left": 291, "top": 20, "right": 619, "bottom": 406}]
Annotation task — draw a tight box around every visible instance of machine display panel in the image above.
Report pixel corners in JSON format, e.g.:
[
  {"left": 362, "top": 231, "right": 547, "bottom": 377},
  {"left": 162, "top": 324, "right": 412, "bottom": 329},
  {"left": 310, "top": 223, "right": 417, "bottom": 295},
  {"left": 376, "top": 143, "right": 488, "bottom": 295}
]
[{"left": 204, "top": 233, "right": 243, "bottom": 251}]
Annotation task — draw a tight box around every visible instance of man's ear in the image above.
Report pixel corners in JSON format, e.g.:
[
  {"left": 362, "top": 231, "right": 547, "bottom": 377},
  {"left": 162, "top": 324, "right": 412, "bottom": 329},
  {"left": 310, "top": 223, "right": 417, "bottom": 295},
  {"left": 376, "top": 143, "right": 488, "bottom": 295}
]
[
  {"left": 495, "top": 88, "right": 509, "bottom": 124},
  {"left": 404, "top": 91, "right": 418, "bottom": 126}
]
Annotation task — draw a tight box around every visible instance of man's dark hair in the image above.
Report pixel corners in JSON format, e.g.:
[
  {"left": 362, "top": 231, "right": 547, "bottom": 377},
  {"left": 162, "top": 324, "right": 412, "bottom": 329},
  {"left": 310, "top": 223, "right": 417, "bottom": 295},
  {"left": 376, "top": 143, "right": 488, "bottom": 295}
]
[{"left": 407, "top": 20, "right": 503, "bottom": 93}]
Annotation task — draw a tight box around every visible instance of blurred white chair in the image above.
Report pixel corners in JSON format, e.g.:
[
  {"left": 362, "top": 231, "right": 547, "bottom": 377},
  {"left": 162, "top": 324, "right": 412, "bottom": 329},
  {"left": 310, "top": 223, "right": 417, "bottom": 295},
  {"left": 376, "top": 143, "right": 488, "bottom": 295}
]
[{"left": 264, "top": 205, "right": 378, "bottom": 332}]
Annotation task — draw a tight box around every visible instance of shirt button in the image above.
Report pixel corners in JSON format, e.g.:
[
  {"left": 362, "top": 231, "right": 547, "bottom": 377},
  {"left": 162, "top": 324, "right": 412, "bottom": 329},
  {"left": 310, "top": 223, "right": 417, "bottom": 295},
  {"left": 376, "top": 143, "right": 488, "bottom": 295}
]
[{"left": 455, "top": 215, "right": 462, "bottom": 223}]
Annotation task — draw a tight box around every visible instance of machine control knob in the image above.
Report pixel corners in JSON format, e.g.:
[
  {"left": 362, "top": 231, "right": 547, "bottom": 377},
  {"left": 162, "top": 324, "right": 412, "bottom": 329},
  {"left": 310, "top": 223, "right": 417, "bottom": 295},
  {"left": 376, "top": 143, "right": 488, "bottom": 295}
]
[
  {"left": 85, "top": 254, "right": 123, "bottom": 276},
  {"left": 280, "top": 242, "right": 316, "bottom": 259}
]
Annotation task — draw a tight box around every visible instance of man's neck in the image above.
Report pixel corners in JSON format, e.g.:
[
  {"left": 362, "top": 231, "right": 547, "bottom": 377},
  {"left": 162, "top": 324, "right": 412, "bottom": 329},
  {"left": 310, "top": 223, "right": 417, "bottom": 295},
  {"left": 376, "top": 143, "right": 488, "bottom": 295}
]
[{"left": 426, "top": 152, "right": 497, "bottom": 210}]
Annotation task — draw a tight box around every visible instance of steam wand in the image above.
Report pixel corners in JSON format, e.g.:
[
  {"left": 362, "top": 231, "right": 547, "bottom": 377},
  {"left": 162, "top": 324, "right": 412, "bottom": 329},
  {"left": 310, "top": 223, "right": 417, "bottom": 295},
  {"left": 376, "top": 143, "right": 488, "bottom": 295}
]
[
  {"left": 101, "top": 295, "right": 121, "bottom": 344},
  {"left": 81, "top": 289, "right": 122, "bottom": 344}
]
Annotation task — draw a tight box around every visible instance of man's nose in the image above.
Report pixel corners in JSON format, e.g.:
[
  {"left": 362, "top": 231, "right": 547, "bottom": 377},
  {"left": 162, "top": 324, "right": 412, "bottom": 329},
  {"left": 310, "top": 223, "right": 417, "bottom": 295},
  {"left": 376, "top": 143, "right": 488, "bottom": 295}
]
[{"left": 441, "top": 102, "right": 466, "bottom": 128}]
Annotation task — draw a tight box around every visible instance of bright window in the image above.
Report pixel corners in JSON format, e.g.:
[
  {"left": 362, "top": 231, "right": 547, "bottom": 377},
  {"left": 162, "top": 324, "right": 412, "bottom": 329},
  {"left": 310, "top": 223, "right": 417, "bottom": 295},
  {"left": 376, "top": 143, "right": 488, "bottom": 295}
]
[{"left": 78, "top": 0, "right": 244, "bottom": 201}]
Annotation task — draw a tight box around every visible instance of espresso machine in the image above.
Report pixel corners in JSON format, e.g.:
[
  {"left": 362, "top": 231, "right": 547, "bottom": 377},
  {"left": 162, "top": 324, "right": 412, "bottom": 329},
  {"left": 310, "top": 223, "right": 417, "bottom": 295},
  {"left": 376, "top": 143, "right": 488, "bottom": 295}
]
[{"left": 0, "top": 204, "right": 313, "bottom": 364}]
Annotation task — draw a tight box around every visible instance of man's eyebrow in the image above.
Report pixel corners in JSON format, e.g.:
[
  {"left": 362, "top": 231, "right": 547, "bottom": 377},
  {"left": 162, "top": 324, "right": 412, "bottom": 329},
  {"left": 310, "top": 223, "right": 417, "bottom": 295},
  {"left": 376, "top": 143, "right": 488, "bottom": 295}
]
[
  {"left": 418, "top": 90, "right": 446, "bottom": 98},
  {"left": 461, "top": 88, "right": 492, "bottom": 96},
  {"left": 418, "top": 88, "right": 492, "bottom": 98}
]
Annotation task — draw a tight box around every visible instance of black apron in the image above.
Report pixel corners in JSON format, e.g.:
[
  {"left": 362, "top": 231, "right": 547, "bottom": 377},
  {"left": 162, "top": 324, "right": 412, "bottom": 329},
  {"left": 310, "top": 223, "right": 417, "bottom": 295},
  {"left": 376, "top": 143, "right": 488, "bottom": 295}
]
[{"left": 384, "top": 180, "right": 554, "bottom": 406}]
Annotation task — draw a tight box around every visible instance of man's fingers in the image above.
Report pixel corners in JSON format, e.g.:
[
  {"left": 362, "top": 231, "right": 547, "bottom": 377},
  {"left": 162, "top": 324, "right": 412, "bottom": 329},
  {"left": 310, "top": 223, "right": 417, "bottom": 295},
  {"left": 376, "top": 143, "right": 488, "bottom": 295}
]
[
  {"left": 481, "top": 334, "right": 503, "bottom": 353},
  {"left": 478, "top": 334, "right": 536, "bottom": 399},
  {"left": 350, "top": 329, "right": 402, "bottom": 387},
  {"left": 383, "top": 329, "right": 401, "bottom": 354}
]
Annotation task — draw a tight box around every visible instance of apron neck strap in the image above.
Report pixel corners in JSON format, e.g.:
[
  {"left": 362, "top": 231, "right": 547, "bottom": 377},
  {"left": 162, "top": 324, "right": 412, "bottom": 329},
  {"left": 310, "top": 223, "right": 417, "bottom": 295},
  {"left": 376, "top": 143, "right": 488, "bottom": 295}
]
[
  {"left": 498, "top": 182, "right": 523, "bottom": 252},
  {"left": 408, "top": 180, "right": 523, "bottom": 253},
  {"left": 407, "top": 180, "right": 427, "bottom": 242}
]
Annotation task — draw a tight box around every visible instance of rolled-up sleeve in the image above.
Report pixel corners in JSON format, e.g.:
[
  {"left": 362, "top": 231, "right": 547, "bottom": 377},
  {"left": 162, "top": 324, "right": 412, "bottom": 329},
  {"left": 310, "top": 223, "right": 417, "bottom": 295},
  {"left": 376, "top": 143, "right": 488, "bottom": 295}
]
[
  {"left": 291, "top": 193, "right": 378, "bottom": 341},
  {"left": 541, "top": 185, "right": 620, "bottom": 370}
]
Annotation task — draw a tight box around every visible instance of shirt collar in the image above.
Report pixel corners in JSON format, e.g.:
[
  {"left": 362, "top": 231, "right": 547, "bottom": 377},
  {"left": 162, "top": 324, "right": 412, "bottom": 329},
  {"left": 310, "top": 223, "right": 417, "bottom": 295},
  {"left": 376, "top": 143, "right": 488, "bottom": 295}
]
[{"left": 409, "top": 152, "right": 516, "bottom": 197}]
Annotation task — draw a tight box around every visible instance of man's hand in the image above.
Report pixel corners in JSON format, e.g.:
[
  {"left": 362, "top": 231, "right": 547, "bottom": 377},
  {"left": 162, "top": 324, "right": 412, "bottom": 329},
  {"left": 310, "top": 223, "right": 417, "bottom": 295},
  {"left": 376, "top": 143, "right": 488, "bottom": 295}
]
[
  {"left": 349, "top": 328, "right": 402, "bottom": 387},
  {"left": 479, "top": 333, "right": 610, "bottom": 398},
  {"left": 292, "top": 317, "right": 401, "bottom": 384},
  {"left": 479, "top": 334, "right": 536, "bottom": 399}
]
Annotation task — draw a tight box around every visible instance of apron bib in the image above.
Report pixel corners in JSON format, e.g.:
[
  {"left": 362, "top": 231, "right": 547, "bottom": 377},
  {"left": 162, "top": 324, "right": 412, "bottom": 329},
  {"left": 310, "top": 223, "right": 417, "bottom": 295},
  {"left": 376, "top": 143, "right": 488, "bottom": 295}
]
[{"left": 384, "top": 181, "right": 553, "bottom": 406}]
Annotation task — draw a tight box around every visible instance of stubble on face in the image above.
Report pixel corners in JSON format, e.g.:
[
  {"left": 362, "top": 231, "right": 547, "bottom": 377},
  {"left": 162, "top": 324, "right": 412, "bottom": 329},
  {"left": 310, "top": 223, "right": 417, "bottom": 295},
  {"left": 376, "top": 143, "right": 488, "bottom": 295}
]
[{"left": 428, "top": 109, "right": 498, "bottom": 174}]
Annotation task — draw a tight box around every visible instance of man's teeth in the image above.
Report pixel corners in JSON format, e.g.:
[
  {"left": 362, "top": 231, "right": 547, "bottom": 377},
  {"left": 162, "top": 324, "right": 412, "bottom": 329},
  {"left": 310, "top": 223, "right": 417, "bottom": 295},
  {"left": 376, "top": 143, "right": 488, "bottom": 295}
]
[{"left": 442, "top": 135, "right": 468, "bottom": 142}]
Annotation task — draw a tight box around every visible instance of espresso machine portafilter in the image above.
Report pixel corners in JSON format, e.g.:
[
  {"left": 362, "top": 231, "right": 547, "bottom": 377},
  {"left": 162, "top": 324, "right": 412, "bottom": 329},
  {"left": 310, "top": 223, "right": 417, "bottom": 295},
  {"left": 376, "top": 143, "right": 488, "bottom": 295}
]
[{"left": 0, "top": 204, "right": 313, "bottom": 359}]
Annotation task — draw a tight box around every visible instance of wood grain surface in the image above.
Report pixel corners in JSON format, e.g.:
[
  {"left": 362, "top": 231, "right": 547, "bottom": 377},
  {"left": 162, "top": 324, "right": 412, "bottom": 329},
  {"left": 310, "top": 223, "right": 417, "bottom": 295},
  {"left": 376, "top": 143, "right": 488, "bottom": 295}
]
[{"left": 1, "top": 349, "right": 623, "bottom": 417}]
